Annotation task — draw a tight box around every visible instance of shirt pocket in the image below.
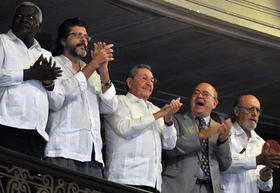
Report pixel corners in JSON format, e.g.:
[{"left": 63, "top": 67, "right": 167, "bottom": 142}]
[
  {"left": 3, "top": 45, "right": 33, "bottom": 70},
  {"left": 4, "top": 87, "right": 24, "bottom": 116}
]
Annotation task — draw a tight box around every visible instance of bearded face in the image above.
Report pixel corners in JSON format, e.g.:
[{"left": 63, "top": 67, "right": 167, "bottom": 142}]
[
  {"left": 241, "top": 118, "right": 257, "bottom": 131},
  {"left": 235, "top": 95, "right": 261, "bottom": 134},
  {"left": 63, "top": 26, "right": 89, "bottom": 58},
  {"left": 69, "top": 42, "right": 88, "bottom": 58}
]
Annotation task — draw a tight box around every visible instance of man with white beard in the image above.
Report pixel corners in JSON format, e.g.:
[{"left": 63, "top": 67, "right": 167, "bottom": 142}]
[
  {"left": 221, "top": 95, "right": 280, "bottom": 193},
  {"left": 44, "top": 18, "right": 118, "bottom": 178}
]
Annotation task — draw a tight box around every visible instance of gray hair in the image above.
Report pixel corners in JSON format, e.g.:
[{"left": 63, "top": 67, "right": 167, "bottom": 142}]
[
  {"left": 16, "top": 1, "right": 43, "bottom": 23},
  {"left": 127, "top": 64, "right": 152, "bottom": 78},
  {"left": 125, "top": 64, "right": 153, "bottom": 91}
]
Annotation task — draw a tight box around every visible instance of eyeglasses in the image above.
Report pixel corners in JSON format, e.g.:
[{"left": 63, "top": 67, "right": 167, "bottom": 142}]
[
  {"left": 192, "top": 89, "right": 215, "bottom": 99},
  {"left": 132, "top": 75, "right": 157, "bottom": 85},
  {"left": 238, "top": 106, "right": 263, "bottom": 114},
  {"left": 68, "top": 32, "right": 91, "bottom": 41}
]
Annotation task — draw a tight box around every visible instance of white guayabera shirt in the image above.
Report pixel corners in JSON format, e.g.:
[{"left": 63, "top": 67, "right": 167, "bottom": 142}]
[
  {"left": 45, "top": 55, "right": 118, "bottom": 164},
  {"left": 0, "top": 30, "right": 52, "bottom": 141},
  {"left": 221, "top": 122, "right": 273, "bottom": 193},
  {"left": 104, "top": 93, "right": 177, "bottom": 192}
]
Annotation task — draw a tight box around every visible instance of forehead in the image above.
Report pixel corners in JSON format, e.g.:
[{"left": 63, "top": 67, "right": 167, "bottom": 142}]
[
  {"left": 241, "top": 96, "right": 260, "bottom": 107},
  {"left": 195, "top": 83, "right": 215, "bottom": 94},
  {"left": 136, "top": 68, "right": 153, "bottom": 76},
  {"left": 69, "top": 26, "right": 87, "bottom": 33},
  {"left": 16, "top": 5, "right": 38, "bottom": 15}
]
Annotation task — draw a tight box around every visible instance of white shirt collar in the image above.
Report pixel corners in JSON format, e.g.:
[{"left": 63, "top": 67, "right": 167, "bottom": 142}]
[
  {"left": 58, "top": 55, "right": 86, "bottom": 73},
  {"left": 192, "top": 114, "right": 211, "bottom": 126},
  {"left": 233, "top": 121, "right": 259, "bottom": 140},
  {"left": 126, "top": 92, "right": 152, "bottom": 107},
  {"left": 7, "top": 29, "right": 41, "bottom": 50}
]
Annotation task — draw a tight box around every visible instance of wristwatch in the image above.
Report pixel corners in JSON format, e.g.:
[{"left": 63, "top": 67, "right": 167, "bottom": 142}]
[
  {"left": 164, "top": 120, "right": 173, "bottom": 126},
  {"left": 101, "top": 80, "right": 112, "bottom": 87}
]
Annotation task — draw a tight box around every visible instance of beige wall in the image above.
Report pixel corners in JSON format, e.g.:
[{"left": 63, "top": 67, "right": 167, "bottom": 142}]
[
  {"left": 120, "top": 0, "right": 280, "bottom": 48},
  {"left": 164, "top": 0, "right": 280, "bottom": 37}
]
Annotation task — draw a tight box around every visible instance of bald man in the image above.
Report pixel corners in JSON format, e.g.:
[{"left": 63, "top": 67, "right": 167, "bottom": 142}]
[
  {"left": 221, "top": 95, "right": 280, "bottom": 193},
  {"left": 162, "top": 82, "right": 232, "bottom": 193}
]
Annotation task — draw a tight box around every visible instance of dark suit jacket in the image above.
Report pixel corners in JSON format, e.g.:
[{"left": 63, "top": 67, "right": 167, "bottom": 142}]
[{"left": 162, "top": 113, "right": 232, "bottom": 193}]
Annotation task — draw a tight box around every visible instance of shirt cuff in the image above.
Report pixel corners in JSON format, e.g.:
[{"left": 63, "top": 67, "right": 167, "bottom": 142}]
[
  {"left": 248, "top": 156, "right": 257, "bottom": 169},
  {"left": 258, "top": 177, "right": 273, "bottom": 191},
  {"left": 13, "top": 70, "right": 23, "bottom": 83},
  {"left": 74, "top": 71, "right": 87, "bottom": 91},
  {"left": 163, "top": 121, "right": 176, "bottom": 136},
  {"left": 231, "top": 156, "right": 256, "bottom": 170},
  {"left": 100, "top": 83, "right": 116, "bottom": 101}
]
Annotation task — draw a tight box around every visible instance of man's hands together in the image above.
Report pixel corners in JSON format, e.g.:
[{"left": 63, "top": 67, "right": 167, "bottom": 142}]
[
  {"left": 153, "top": 97, "right": 182, "bottom": 123},
  {"left": 198, "top": 118, "right": 232, "bottom": 142},
  {"left": 24, "top": 54, "right": 62, "bottom": 82}
]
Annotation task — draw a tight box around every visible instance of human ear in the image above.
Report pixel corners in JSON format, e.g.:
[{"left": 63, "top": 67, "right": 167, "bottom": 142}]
[
  {"left": 126, "top": 77, "right": 133, "bottom": 89},
  {"left": 234, "top": 106, "right": 239, "bottom": 117},
  {"left": 60, "top": 38, "right": 66, "bottom": 47},
  {"left": 212, "top": 98, "right": 218, "bottom": 110}
]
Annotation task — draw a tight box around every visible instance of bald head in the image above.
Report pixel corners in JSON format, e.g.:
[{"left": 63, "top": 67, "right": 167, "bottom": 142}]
[
  {"left": 234, "top": 95, "right": 261, "bottom": 135},
  {"left": 190, "top": 82, "right": 218, "bottom": 117}
]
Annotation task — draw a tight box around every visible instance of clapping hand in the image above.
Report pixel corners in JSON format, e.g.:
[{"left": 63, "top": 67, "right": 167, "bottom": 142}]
[
  {"left": 260, "top": 166, "right": 273, "bottom": 181},
  {"left": 164, "top": 97, "right": 182, "bottom": 122},
  {"left": 257, "top": 143, "right": 280, "bottom": 168},
  {"left": 153, "top": 97, "right": 182, "bottom": 121},
  {"left": 218, "top": 118, "right": 232, "bottom": 142},
  {"left": 24, "top": 54, "right": 62, "bottom": 81},
  {"left": 90, "top": 41, "right": 114, "bottom": 71},
  {"left": 199, "top": 118, "right": 231, "bottom": 140}
]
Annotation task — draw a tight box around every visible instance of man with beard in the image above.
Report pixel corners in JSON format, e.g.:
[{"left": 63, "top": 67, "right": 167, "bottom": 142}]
[
  {"left": 221, "top": 95, "right": 280, "bottom": 193},
  {"left": 44, "top": 18, "right": 117, "bottom": 178},
  {"left": 0, "top": 2, "right": 61, "bottom": 158},
  {"left": 162, "top": 82, "right": 232, "bottom": 193}
]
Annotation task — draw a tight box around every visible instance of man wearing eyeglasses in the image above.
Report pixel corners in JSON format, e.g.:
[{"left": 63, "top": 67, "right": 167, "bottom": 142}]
[
  {"left": 162, "top": 82, "right": 232, "bottom": 193},
  {"left": 44, "top": 18, "right": 117, "bottom": 178},
  {"left": 221, "top": 95, "right": 280, "bottom": 193},
  {"left": 103, "top": 64, "right": 182, "bottom": 193}
]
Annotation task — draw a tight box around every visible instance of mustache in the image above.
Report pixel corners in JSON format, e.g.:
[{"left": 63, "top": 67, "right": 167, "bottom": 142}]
[
  {"left": 249, "top": 117, "right": 257, "bottom": 122},
  {"left": 76, "top": 43, "right": 87, "bottom": 48},
  {"left": 143, "top": 84, "right": 152, "bottom": 91}
]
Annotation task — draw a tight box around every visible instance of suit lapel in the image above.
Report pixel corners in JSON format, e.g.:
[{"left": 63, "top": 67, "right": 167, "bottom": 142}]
[
  {"left": 183, "top": 116, "right": 219, "bottom": 161},
  {"left": 182, "top": 113, "right": 198, "bottom": 135},
  {"left": 208, "top": 119, "right": 218, "bottom": 156},
  {"left": 182, "top": 113, "right": 202, "bottom": 160}
]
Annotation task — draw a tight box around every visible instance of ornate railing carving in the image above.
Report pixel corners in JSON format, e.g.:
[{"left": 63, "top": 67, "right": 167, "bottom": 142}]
[{"left": 0, "top": 147, "right": 148, "bottom": 193}]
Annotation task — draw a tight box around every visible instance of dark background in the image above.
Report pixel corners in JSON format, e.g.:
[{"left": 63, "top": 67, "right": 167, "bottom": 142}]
[{"left": 1, "top": 0, "right": 280, "bottom": 191}]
